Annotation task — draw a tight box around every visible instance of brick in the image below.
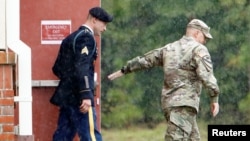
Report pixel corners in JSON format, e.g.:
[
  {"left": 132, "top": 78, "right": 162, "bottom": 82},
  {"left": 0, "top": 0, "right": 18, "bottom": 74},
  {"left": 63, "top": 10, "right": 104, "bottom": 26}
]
[
  {"left": 0, "top": 65, "right": 14, "bottom": 90},
  {"left": 0, "top": 133, "right": 14, "bottom": 141},
  {"left": 0, "top": 98, "right": 14, "bottom": 106},
  {"left": 0, "top": 51, "right": 16, "bottom": 65},
  {"left": 0, "top": 125, "right": 2, "bottom": 133},
  {"left": 1, "top": 106, "right": 14, "bottom": 115},
  {"left": 0, "top": 116, "right": 14, "bottom": 123},
  {"left": 1, "top": 90, "right": 14, "bottom": 98},
  {"left": 2, "top": 124, "right": 14, "bottom": 132}
]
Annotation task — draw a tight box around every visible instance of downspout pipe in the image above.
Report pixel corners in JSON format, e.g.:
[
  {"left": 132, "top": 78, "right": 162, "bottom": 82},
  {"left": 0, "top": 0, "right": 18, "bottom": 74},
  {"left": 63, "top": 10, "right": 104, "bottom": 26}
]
[{"left": 6, "top": 0, "right": 33, "bottom": 135}]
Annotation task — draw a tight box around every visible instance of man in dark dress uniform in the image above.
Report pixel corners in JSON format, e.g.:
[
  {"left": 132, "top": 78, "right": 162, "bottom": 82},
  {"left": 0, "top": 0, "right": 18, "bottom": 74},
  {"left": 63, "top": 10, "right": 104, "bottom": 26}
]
[{"left": 50, "top": 7, "right": 113, "bottom": 141}]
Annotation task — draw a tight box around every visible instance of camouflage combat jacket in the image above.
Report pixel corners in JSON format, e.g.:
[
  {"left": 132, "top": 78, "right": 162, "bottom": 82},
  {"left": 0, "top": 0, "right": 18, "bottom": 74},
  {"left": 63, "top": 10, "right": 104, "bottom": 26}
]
[{"left": 122, "top": 36, "right": 220, "bottom": 112}]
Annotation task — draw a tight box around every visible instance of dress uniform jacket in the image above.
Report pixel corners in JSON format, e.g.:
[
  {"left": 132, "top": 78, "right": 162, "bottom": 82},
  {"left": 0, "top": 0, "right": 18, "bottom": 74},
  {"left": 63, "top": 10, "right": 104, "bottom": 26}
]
[
  {"left": 121, "top": 36, "right": 220, "bottom": 112},
  {"left": 50, "top": 26, "right": 97, "bottom": 107}
]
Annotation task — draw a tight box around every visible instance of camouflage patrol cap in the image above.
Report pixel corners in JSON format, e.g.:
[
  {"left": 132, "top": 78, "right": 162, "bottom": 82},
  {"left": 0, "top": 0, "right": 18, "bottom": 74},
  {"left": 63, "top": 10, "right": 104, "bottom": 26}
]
[
  {"left": 187, "top": 19, "right": 213, "bottom": 39},
  {"left": 89, "top": 7, "right": 113, "bottom": 23}
]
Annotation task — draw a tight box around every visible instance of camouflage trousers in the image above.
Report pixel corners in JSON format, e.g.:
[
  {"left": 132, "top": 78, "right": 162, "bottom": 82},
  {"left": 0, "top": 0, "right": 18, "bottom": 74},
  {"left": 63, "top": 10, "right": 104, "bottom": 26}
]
[{"left": 164, "top": 106, "right": 200, "bottom": 141}]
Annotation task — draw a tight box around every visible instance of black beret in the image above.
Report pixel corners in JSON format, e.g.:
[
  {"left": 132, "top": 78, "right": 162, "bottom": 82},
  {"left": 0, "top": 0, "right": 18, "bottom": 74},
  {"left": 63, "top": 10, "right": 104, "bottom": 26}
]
[{"left": 89, "top": 7, "right": 113, "bottom": 23}]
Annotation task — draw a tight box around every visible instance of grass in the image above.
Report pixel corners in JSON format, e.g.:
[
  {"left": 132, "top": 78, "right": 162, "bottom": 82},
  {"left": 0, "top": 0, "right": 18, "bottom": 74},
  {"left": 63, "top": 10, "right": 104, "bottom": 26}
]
[{"left": 102, "top": 120, "right": 208, "bottom": 141}]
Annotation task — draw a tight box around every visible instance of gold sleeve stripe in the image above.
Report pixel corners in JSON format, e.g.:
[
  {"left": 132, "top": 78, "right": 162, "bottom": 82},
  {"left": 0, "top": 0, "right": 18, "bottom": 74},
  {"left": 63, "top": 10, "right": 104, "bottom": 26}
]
[{"left": 88, "top": 107, "right": 96, "bottom": 141}]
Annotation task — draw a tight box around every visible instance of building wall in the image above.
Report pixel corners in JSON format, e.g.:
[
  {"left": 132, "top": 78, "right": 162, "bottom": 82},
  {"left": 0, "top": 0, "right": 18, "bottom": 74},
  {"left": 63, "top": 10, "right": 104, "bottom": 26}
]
[{"left": 12, "top": 0, "right": 101, "bottom": 140}]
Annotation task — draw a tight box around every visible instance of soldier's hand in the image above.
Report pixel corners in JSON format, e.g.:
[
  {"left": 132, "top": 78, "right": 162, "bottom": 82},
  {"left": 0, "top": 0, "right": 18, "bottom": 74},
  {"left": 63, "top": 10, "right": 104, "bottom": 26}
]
[
  {"left": 108, "top": 70, "right": 124, "bottom": 80},
  {"left": 79, "top": 99, "right": 91, "bottom": 113},
  {"left": 211, "top": 102, "right": 219, "bottom": 117}
]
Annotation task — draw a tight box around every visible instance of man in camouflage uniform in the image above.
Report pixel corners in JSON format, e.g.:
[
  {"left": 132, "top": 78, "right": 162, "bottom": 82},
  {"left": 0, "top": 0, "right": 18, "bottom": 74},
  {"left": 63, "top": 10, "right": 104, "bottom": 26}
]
[{"left": 108, "top": 19, "right": 220, "bottom": 141}]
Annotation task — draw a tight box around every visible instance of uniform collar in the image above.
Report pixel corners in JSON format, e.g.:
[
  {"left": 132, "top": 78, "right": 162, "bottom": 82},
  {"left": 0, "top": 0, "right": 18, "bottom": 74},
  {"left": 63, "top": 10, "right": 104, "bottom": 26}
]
[
  {"left": 182, "top": 35, "right": 198, "bottom": 42},
  {"left": 82, "top": 24, "right": 94, "bottom": 35}
]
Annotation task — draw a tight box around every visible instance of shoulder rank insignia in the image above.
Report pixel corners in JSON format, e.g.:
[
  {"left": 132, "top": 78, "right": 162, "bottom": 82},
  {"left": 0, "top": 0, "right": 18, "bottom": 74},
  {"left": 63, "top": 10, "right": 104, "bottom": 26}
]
[
  {"left": 81, "top": 46, "right": 89, "bottom": 55},
  {"left": 196, "top": 48, "right": 213, "bottom": 72}
]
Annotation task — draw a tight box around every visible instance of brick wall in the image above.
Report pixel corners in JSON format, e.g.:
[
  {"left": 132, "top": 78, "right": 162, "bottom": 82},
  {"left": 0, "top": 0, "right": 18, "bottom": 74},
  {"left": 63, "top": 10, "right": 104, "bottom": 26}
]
[{"left": 0, "top": 51, "right": 15, "bottom": 141}]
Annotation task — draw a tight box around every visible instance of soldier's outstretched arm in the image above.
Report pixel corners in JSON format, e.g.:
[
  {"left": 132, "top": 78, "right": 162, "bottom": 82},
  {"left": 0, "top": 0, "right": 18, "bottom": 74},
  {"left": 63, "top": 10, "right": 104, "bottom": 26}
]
[{"left": 108, "top": 70, "right": 124, "bottom": 80}]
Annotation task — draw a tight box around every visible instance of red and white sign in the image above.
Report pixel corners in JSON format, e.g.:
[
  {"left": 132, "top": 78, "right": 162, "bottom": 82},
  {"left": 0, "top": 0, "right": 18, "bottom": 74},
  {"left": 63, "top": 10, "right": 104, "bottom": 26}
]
[{"left": 41, "top": 20, "right": 71, "bottom": 44}]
